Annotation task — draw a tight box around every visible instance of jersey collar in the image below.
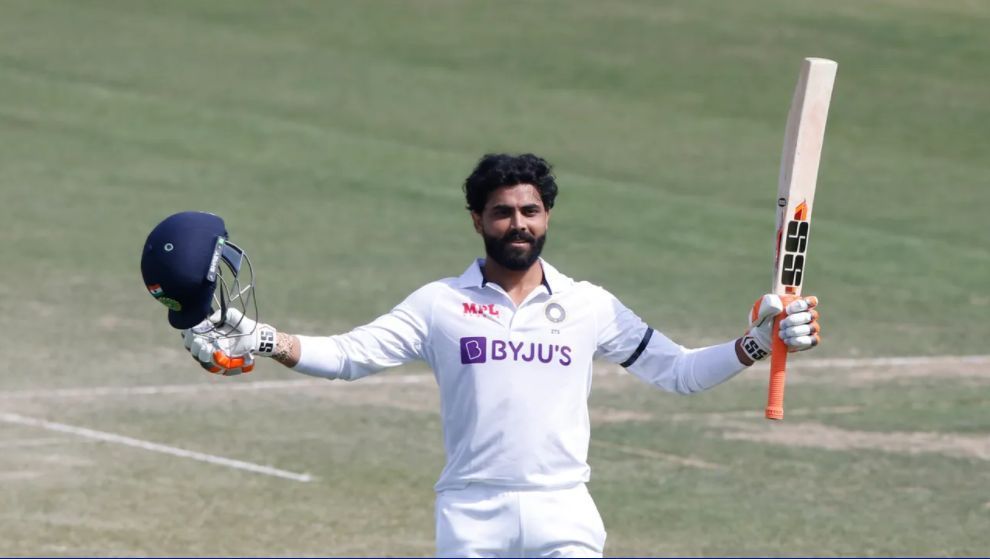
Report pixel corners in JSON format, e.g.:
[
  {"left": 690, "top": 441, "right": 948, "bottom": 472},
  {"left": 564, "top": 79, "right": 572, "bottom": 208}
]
[{"left": 456, "top": 258, "right": 570, "bottom": 294}]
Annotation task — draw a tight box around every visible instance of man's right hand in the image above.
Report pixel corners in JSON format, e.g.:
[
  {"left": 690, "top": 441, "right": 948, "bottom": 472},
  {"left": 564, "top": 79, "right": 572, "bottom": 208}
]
[
  {"left": 740, "top": 294, "right": 821, "bottom": 363},
  {"left": 180, "top": 309, "right": 277, "bottom": 375}
]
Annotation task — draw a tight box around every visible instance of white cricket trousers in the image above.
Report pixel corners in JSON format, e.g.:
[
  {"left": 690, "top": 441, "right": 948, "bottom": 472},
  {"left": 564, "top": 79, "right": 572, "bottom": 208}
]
[{"left": 435, "top": 483, "right": 607, "bottom": 558}]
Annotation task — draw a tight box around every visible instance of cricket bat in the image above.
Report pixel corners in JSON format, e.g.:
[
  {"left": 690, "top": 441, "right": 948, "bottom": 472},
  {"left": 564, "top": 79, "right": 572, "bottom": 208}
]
[{"left": 766, "top": 57, "right": 837, "bottom": 421}]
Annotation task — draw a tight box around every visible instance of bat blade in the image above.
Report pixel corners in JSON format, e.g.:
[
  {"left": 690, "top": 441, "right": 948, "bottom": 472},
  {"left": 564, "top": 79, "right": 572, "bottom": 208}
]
[{"left": 766, "top": 57, "right": 837, "bottom": 421}]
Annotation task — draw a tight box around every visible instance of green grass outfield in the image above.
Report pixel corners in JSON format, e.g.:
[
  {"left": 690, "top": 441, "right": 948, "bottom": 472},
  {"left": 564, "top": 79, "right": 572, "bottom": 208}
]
[{"left": 1, "top": 0, "right": 988, "bottom": 555}]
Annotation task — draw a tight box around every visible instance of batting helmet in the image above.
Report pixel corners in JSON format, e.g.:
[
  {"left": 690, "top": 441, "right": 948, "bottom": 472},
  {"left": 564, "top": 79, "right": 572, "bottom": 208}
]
[{"left": 140, "top": 211, "right": 257, "bottom": 330}]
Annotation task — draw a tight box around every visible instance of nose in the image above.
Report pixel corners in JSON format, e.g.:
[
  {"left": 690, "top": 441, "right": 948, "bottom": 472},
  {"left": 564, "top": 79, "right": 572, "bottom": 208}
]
[{"left": 509, "top": 210, "right": 528, "bottom": 232}]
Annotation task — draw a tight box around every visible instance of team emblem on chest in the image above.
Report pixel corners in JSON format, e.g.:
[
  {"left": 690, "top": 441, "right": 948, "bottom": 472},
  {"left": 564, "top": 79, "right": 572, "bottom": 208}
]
[{"left": 545, "top": 302, "right": 566, "bottom": 323}]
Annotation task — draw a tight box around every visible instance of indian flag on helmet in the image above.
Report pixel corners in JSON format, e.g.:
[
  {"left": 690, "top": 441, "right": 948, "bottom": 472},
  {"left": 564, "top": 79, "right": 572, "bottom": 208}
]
[{"left": 147, "top": 284, "right": 164, "bottom": 298}]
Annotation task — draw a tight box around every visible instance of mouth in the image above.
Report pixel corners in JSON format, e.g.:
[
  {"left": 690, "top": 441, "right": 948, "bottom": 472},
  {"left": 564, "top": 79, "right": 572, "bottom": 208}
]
[{"left": 504, "top": 233, "right": 534, "bottom": 245}]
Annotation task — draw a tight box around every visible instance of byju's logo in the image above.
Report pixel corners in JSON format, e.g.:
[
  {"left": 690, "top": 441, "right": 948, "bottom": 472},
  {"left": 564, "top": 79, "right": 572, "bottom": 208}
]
[
  {"left": 458, "top": 337, "right": 572, "bottom": 366},
  {"left": 460, "top": 337, "right": 487, "bottom": 364}
]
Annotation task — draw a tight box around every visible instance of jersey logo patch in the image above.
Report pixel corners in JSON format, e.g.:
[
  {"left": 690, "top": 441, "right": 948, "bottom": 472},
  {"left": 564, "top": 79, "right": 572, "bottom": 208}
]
[
  {"left": 460, "top": 337, "right": 487, "bottom": 364},
  {"left": 463, "top": 302, "right": 500, "bottom": 317},
  {"left": 459, "top": 337, "right": 572, "bottom": 366}
]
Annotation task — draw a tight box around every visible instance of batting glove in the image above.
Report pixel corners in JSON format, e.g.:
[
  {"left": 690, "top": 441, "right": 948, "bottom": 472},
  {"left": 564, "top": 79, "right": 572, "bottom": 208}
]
[
  {"left": 181, "top": 308, "right": 277, "bottom": 376},
  {"left": 740, "top": 294, "right": 821, "bottom": 362}
]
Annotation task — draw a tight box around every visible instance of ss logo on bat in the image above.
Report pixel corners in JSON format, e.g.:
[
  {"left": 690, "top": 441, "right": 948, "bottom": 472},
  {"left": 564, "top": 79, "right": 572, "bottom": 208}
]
[{"left": 782, "top": 221, "right": 809, "bottom": 287}]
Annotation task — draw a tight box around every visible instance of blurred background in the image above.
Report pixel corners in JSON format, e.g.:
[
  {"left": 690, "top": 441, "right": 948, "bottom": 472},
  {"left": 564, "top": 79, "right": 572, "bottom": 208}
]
[{"left": 1, "top": 1, "right": 988, "bottom": 555}]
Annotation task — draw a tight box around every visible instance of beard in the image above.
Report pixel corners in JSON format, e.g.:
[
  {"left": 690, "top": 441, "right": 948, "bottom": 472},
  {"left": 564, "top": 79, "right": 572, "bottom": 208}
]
[{"left": 483, "top": 229, "right": 547, "bottom": 271}]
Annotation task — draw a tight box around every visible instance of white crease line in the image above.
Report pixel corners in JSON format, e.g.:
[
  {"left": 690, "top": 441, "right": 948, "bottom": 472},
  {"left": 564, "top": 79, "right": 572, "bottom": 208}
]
[{"left": 0, "top": 413, "right": 313, "bottom": 483}]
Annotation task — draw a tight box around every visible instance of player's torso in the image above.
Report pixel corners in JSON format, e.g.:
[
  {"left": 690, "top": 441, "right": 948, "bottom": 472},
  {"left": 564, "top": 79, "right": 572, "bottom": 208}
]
[
  {"left": 427, "top": 283, "right": 597, "bottom": 390},
  {"left": 426, "top": 280, "right": 600, "bottom": 488}
]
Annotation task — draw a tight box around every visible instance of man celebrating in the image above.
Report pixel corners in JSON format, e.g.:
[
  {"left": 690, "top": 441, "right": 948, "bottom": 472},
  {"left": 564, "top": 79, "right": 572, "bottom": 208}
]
[{"left": 179, "top": 153, "right": 820, "bottom": 557}]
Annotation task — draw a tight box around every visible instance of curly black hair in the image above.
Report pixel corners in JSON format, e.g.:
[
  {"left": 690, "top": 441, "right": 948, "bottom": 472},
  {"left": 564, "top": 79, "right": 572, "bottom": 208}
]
[{"left": 463, "top": 153, "right": 558, "bottom": 213}]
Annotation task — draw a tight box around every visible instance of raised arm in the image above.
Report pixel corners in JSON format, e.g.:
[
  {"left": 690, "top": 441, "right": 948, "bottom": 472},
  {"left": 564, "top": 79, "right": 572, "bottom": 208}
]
[
  {"left": 594, "top": 288, "right": 820, "bottom": 394},
  {"left": 181, "top": 286, "right": 436, "bottom": 380}
]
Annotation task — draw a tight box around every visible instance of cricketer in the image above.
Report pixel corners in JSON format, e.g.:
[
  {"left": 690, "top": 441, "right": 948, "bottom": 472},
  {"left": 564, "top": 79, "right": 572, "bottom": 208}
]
[{"left": 143, "top": 153, "right": 821, "bottom": 557}]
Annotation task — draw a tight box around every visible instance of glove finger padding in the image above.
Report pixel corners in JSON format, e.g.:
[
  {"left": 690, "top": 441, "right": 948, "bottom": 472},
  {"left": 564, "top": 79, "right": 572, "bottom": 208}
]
[
  {"left": 779, "top": 297, "right": 821, "bottom": 352},
  {"left": 192, "top": 350, "right": 254, "bottom": 375},
  {"left": 220, "top": 355, "right": 255, "bottom": 376},
  {"left": 192, "top": 342, "right": 255, "bottom": 375},
  {"left": 781, "top": 322, "right": 820, "bottom": 338},
  {"left": 193, "top": 337, "right": 215, "bottom": 365},
  {"left": 785, "top": 295, "right": 818, "bottom": 314},
  {"left": 197, "top": 358, "right": 222, "bottom": 374},
  {"left": 780, "top": 309, "right": 819, "bottom": 329},
  {"left": 184, "top": 336, "right": 221, "bottom": 373},
  {"left": 784, "top": 334, "right": 820, "bottom": 350},
  {"left": 212, "top": 350, "right": 250, "bottom": 370}
]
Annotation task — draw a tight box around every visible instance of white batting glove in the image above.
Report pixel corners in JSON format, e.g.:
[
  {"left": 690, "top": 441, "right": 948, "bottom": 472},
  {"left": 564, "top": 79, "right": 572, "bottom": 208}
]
[
  {"left": 740, "top": 294, "right": 821, "bottom": 362},
  {"left": 180, "top": 309, "right": 277, "bottom": 375}
]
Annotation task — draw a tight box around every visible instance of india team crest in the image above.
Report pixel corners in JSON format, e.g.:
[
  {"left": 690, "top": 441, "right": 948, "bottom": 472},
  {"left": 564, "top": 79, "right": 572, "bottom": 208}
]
[{"left": 545, "top": 302, "right": 566, "bottom": 323}]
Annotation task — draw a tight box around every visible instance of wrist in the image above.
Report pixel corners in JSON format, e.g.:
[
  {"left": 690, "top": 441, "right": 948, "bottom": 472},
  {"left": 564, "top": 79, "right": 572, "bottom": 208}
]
[
  {"left": 253, "top": 324, "right": 278, "bottom": 357},
  {"left": 736, "top": 335, "right": 767, "bottom": 365},
  {"left": 272, "top": 332, "right": 301, "bottom": 367}
]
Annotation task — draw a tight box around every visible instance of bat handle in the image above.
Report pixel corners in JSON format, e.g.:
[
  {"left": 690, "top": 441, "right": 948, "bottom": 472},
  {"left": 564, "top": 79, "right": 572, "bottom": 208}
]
[
  {"left": 765, "top": 294, "right": 795, "bottom": 420},
  {"left": 765, "top": 318, "right": 788, "bottom": 420}
]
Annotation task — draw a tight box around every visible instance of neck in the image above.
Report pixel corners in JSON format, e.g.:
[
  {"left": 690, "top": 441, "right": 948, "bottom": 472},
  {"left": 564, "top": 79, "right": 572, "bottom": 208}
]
[{"left": 483, "top": 258, "right": 544, "bottom": 306}]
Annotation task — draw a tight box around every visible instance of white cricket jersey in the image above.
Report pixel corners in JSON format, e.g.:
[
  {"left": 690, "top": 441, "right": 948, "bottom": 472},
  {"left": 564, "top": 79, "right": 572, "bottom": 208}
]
[{"left": 294, "top": 259, "right": 746, "bottom": 491}]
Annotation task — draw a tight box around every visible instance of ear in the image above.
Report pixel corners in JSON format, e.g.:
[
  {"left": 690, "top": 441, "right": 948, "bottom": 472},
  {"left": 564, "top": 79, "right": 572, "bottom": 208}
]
[
  {"left": 545, "top": 209, "right": 551, "bottom": 227},
  {"left": 471, "top": 211, "right": 483, "bottom": 235}
]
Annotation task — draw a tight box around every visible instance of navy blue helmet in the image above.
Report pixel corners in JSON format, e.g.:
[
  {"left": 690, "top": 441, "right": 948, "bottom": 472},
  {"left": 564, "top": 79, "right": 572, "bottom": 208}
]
[{"left": 140, "top": 211, "right": 256, "bottom": 330}]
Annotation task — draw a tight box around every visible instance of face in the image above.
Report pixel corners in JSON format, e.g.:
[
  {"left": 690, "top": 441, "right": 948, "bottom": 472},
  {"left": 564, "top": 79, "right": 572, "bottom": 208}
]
[{"left": 472, "top": 183, "right": 550, "bottom": 271}]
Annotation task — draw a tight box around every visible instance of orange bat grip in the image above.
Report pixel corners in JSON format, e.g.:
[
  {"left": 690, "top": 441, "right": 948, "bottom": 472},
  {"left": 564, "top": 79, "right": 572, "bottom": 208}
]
[{"left": 765, "top": 315, "right": 788, "bottom": 420}]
